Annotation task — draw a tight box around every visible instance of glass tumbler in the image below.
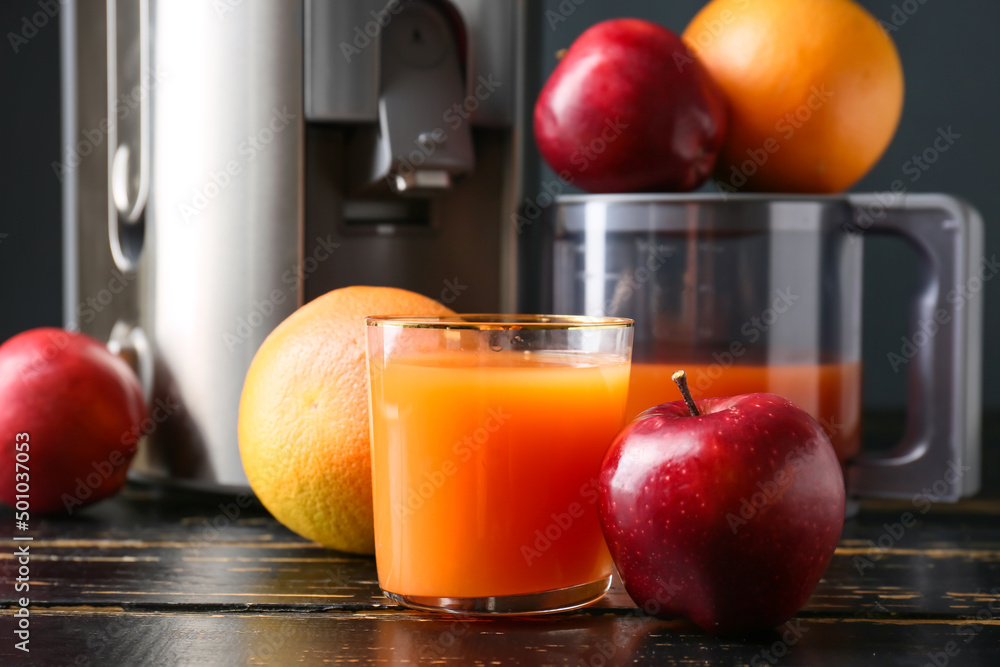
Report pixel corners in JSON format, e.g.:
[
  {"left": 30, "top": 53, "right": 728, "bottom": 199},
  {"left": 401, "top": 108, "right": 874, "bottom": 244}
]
[{"left": 366, "top": 315, "right": 633, "bottom": 614}]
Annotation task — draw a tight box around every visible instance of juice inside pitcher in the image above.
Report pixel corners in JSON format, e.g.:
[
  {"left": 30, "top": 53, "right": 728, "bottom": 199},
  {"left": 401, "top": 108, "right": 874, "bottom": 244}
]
[{"left": 626, "top": 361, "right": 862, "bottom": 463}]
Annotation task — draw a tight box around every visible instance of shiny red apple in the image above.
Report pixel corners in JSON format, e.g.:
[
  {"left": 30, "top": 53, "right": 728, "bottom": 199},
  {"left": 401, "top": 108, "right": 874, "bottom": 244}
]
[
  {"left": 598, "top": 372, "right": 844, "bottom": 634},
  {"left": 534, "top": 18, "right": 728, "bottom": 193},
  {"left": 0, "top": 328, "right": 147, "bottom": 514}
]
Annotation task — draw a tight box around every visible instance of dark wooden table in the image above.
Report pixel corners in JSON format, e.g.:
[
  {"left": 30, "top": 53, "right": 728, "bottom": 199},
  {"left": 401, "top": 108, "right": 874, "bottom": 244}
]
[{"left": 3, "top": 435, "right": 1000, "bottom": 666}]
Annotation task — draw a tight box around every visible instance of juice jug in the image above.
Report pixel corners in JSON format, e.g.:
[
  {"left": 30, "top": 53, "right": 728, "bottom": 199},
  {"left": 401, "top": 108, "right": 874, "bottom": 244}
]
[{"left": 553, "top": 193, "right": 983, "bottom": 500}]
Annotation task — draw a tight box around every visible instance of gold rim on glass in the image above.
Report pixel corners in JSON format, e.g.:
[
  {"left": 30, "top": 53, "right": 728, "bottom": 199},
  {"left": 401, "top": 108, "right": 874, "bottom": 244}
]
[{"left": 364, "top": 314, "right": 634, "bottom": 330}]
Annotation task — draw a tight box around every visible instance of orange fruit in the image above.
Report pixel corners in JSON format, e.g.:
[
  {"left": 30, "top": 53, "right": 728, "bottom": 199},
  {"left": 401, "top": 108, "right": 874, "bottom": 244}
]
[
  {"left": 238, "top": 286, "right": 453, "bottom": 554},
  {"left": 683, "top": 0, "right": 904, "bottom": 193}
]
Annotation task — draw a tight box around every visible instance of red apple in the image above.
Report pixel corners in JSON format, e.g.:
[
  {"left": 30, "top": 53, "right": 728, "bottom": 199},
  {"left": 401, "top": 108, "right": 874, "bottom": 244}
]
[
  {"left": 0, "top": 328, "right": 147, "bottom": 514},
  {"left": 598, "top": 372, "right": 844, "bottom": 634},
  {"left": 534, "top": 18, "right": 728, "bottom": 193}
]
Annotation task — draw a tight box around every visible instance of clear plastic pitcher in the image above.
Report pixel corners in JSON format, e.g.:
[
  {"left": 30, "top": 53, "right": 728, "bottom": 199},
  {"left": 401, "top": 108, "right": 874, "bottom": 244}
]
[{"left": 552, "top": 193, "right": 983, "bottom": 500}]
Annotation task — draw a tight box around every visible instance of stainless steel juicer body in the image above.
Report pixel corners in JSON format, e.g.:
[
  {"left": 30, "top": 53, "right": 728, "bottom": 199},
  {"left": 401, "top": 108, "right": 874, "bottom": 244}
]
[{"left": 61, "top": 0, "right": 526, "bottom": 487}]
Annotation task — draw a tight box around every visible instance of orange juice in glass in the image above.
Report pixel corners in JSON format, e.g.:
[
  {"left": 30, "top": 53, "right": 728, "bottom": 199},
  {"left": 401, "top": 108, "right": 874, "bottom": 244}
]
[{"left": 366, "top": 315, "right": 633, "bottom": 614}]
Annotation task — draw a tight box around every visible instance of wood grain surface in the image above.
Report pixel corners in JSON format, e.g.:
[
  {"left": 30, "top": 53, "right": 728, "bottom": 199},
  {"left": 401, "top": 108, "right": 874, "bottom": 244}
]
[{"left": 1, "top": 423, "right": 998, "bottom": 666}]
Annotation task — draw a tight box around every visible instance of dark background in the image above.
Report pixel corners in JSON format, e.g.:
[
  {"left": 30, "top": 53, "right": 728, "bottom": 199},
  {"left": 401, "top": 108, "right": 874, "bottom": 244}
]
[
  {"left": 1, "top": 0, "right": 996, "bottom": 415},
  {"left": 1, "top": 0, "right": 62, "bottom": 343}
]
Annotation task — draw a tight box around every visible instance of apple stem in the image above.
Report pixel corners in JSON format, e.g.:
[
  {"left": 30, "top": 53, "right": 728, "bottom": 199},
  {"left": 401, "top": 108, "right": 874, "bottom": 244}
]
[{"left": 671, "top": 370, "right": 701, "bottom": 417}]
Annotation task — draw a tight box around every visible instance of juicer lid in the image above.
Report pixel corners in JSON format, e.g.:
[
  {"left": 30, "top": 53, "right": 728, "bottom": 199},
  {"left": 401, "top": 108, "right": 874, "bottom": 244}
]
[{"left": 554, "top": 192, "right": 854, "bottom": 234}]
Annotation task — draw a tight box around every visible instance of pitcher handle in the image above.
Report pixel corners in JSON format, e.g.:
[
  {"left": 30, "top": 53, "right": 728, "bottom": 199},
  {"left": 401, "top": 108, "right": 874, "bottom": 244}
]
[{"left": 843, "top": 193, "right": 984, "bottom": 500}]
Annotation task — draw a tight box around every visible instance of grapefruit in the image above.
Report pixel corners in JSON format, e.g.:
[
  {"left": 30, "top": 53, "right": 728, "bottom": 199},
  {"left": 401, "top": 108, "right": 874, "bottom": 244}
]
[
  {"left": 684, "top": 0, "right": 904, "bottom": 193},
  {"left": 238, "top": 286, "right": 454, "bottom": 554}
]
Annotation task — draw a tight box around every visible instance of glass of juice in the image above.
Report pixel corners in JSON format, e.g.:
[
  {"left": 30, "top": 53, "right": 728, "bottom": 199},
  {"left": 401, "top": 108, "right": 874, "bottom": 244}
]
[{"left": 365, "top": 315, "right": 633, "bottom": 615}]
